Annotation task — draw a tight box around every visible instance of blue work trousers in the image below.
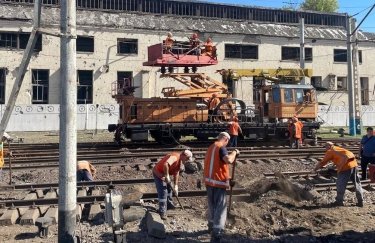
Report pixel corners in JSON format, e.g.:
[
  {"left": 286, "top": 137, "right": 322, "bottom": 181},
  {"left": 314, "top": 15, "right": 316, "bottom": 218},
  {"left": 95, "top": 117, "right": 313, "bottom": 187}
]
[
  {"left": 77, "top": 169, "right": 93, "bottom": 181},
  {"left": 153, "top": 173, "right": 173, "bottom": 214},
  {"left": 336, "top": 167, "right": 363, "bottom": 204},
  {"left": 229, "top": 135, "right": 238, "bottom": 147},
  {"left": 207, "top": 185, "right": 227, "bottom": 236}
]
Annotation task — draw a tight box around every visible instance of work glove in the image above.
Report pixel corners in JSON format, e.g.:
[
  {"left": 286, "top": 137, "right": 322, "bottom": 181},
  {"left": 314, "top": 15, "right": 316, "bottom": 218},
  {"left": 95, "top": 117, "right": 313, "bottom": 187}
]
[
  {"left": 234, "top": 149, "right": 240, "bottom": 156},
  {"left": 174, "top": 185, "right": 179, "bottom": 196},
  {"left": 165, "top": 174, "right": 171, "bottom": 184},
  {"left": 229, "top": 179, "right": 236, "bottom": 187}
]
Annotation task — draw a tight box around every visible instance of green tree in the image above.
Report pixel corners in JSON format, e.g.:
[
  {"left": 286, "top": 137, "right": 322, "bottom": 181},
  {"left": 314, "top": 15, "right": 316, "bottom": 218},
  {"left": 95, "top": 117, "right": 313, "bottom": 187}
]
[{"left": 300, "top": 0, "right": 339, "bottom": 12}]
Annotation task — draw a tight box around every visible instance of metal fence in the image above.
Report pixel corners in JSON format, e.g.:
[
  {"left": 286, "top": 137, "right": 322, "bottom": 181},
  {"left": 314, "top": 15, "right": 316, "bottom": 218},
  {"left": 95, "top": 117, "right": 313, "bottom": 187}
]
[{"left": 1, "top": 0, "right": 347, "bottom": 27}]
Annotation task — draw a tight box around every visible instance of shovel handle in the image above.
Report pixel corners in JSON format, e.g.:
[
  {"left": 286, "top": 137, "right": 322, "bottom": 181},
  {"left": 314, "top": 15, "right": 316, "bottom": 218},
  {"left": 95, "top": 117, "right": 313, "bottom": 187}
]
[{"left": 228, "top": 155, "right": 237, "bottom": 211}]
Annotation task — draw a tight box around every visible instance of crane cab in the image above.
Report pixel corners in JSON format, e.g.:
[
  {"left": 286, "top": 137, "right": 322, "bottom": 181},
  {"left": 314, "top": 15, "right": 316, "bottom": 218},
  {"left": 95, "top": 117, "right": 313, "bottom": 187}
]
[{"left": 255, "top": 84, "right": 317, "bottom": 121}]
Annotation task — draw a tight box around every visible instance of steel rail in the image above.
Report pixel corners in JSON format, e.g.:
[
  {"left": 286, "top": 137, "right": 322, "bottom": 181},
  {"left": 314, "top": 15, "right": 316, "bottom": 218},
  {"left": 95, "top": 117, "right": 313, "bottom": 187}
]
[{"left": 0, "top": 189, "right": 248, "bottom": 208}]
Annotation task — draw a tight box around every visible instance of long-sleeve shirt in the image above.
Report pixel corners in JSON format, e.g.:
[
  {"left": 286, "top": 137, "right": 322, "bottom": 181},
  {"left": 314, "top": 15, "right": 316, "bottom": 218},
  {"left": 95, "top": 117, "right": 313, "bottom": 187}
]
[
  {"left": 77, "top": 160, "right": 97, "bottom": 177},
  {"left": 318, "top": 146, "right": 357, "bottom": 173}
]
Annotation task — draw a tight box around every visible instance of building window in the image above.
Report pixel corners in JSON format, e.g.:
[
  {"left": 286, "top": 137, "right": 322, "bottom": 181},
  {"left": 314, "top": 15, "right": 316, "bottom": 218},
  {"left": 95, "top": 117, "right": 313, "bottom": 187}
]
[
  {"left": 360, "top": 77, "right": 369, "bottom": 105},
  {"left": 358, "top": 50, "right": 363, "bottom": 64},
  {"left": 336, "top": 76, "right": 347, "bottom": 91},
  {"left": 281, "top": 47, "right": 312, "bottom": 61},
  {"left": 225, "top": 44, "right": 258, "bottom": 59},
  {"left": 334, "top": 49, "right": 347, "bottom": 62},
  {"left": 0, "top": 69, "right": 6, "bottom": 104},
  {"left": 76, "top": 36, "right": 94, "bottom": 53},
  {"left": 77, "top": 70, "right": 93, "bottom": 104},
  {"left": 117, "top": 38, "right": 138, "bottom": 54},
  {"left": 284, "top": 89, "right": 294, "bottom": 103},
  {"left": 0, "top": 32, "right": 42, "bottom": 51},
  {"left": 31, "top": 69, "right": 49, "bottom": 104}
]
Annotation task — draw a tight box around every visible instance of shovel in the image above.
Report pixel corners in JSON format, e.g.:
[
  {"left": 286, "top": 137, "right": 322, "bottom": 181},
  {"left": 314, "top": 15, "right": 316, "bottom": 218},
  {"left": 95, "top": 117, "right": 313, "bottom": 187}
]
[
  {"left": 228, "top": 155, "right": 238, "bottom": 212},
  {"left": 168, "top": 182, "right": 185, "bottom": 210}
]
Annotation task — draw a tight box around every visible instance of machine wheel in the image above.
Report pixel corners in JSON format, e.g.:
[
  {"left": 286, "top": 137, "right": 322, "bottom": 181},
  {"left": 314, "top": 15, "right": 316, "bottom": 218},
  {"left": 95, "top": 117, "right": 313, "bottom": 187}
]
[{"left": 213, "top": 98, "right": 247, "bottom": 123}]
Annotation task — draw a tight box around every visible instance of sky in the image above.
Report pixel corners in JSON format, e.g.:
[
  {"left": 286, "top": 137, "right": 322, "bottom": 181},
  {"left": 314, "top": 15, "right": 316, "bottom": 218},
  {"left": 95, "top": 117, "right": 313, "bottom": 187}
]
[{"left": 203, "top": 0, "right": 375, "bottom": 32}]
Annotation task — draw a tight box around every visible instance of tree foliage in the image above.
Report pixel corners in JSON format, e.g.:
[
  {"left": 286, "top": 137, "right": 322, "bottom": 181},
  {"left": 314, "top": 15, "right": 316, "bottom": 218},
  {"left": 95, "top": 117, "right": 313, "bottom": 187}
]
[{"left": 300, "top": 0, "right": 339, "bottom": 13}]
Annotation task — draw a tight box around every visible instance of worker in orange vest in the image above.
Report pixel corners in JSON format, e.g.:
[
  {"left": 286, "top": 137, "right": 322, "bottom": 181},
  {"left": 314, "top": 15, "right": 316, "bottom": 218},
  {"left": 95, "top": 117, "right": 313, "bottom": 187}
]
[
  {"left": 228, "top": 117, "right": 242, "bottom": 147},
  {"left": 189, "top": 33, "right": 201, "bottom": 55},
  {"left": 204, "top": 132, "right": 239, "bottom": 241},
  {"left": 208, "top": 93, "right": 220, "bottom": 123},
  {"left": 314, "top": 142, "right": 363, "bottom": 207},
  {"left": 0, "top": 132, "right": 12, "bottom": 169},
  {"left": 164, "top": 32, "right": 174, "bottom": 53},
  {"left": 290, "top": 117, "right": 303, "bottom": 149},
  {"left": 153, "top": 150, "right": 193, "bottom": 220},
  {"left": 77, "top": 160, "right": 97, "bottom": 181},
  {"left": 203, "top": 37, "right": 213, "bottom": 56}
]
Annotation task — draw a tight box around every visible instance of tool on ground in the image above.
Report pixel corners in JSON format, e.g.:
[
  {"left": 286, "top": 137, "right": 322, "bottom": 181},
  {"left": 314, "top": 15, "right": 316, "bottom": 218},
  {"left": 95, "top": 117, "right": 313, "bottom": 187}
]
[
  {"left": 168, "top": 181, "right": 185, "bottom": 210},
  {"left": 228, "top": 154, "right": 238, "bottom": 212}
]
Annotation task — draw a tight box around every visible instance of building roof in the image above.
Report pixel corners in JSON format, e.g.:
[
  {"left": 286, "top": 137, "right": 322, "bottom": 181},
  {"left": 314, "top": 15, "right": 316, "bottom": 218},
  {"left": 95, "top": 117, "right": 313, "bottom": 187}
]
[{"left": 0, "top": 3, "right": 373, "bottom": 42}]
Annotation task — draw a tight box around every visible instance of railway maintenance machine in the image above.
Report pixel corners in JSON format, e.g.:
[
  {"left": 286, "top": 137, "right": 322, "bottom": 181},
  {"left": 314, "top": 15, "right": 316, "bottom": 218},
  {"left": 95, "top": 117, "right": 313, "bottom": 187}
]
[{"left": 108, "top": 38, "right": 320, "bottom": 144}]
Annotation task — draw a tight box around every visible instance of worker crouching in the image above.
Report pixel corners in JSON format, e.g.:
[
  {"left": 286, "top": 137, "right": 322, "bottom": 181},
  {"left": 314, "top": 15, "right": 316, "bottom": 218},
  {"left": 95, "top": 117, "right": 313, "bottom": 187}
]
[
  {"left": 153, "top": 149, "right": 193, "bottom": 220},
  {"left": 77, "top": 160, "right": 96, "bottom": 181},
  {"left": 314, "top": 142, "right": 363, "bottom": 207},
  {"left": 204, "top": 132, "right": 239, "bottom": 241}
]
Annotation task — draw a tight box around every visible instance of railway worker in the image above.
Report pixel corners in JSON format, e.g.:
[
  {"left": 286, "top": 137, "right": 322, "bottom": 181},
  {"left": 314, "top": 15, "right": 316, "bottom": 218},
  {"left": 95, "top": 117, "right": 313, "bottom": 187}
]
[
  {"left": 358, "top": 127, "right": 375, "bottom": 180},
  {"left": 203, "top": 37, "right": 214, "bottom": 57},
  {"left": 189, "top": 33, "right": 201, "bottom": 55},
  {"left": 228, "top": 117, "right": 242, "bottom": 147},
  {"left": 314, "top": 142, "right": 363, "bottom": 207},
  {"left": 164, "top": 32, "right": 174, "bottom": 53},
  {"left": 77, "top": 160, "right": 97, "bottom": 181},
  {"left": 0, "top": 132, "right": 12, "bottom": 169},
  {"left": 204, "top": 132, "right": 239, "bottom": 241},
  {"left": 208, "top": 93, "right": 221, "bottom": 123},
  {"left": 153, "top": 149, "right": 193, "bottom": 220},
  {"left": 289, "top": 116, "right": 303, "bottom": 149}
]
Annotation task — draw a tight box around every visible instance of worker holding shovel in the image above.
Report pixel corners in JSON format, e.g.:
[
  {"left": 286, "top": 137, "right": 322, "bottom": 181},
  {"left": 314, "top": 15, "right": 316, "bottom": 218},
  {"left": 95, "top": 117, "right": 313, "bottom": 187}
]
[
  {"left": 203, "top": 132, "right": 239, "bottom": 241},
  {"left": 153, "top": 150, "right": 193, "bottom": 220}
]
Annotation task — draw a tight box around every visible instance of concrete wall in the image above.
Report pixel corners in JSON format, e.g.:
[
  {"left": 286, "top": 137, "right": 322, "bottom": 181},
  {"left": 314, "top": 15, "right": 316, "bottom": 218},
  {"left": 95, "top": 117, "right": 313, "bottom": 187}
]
[{"left": 318, "top": 105, "right": 375, "bottom": 127}]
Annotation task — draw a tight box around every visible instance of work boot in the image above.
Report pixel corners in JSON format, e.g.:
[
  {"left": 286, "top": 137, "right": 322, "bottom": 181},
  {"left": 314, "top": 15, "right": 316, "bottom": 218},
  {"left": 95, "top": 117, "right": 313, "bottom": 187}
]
[
  {"left": 211, "top": 230, "right": 223, "bottom": 243},
  {"left": 160, "top": 212, "right": 167, "bottom": 220},
  {"left": 330, "top": 201, "right": 344, "bottom": 207},
  {"left": 356, "top": 201, "right": 364, "bottom": 207}
]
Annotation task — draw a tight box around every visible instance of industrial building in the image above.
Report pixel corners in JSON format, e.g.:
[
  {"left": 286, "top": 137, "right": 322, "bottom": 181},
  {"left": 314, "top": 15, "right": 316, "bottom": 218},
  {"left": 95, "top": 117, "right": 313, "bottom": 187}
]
[{"left": 0, "top": 0, "right": 374, "bottom": 130}]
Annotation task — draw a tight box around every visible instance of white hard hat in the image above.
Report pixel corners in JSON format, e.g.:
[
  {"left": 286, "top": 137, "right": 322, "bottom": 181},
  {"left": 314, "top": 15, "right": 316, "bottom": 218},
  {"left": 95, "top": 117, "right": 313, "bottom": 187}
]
[
  {"left": 218, "top": 132, "right": 230, "bottom": 140},
  {"left": 183, "top": 150, "right": 193, "bottom": 162},
  {"left": 2, "top": 132, "right": 11, "bottom": 141}
]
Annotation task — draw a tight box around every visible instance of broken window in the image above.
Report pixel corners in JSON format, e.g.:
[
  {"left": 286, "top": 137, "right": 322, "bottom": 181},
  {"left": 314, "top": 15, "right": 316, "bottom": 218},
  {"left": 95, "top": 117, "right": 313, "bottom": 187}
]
[
  {"left": 77, "top": 36, "right": 94, "bottom": 53},
  {"left": 117, "top": 38, "right": 138, "bottom": 54},
  {"left": 360, "top": 77, "right": 369, "bottom": 105},
  {"left": 225, "top": 44, "right": 258, "bottom": 59},
  {"left": 281, "top": 47, "right": 312, "bottom": 61},
  {"left": 32, "top": 69, "right": 49, "bottom": 104},
  {"left": 334, "top": 49, "right": 347, "bottom": 62},
  {"left": 0, "top": 69, "right": 6, "bottom": 104},
  {"left": 77, "top": 70, "right": 93, "bottom": 104},
  {"left": 336, "top": 76, "right": 347, "bottom": 91}
]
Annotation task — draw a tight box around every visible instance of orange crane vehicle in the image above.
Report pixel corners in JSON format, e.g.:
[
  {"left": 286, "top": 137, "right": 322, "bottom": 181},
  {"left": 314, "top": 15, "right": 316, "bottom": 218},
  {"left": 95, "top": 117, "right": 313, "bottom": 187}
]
[{"left": 108, "top": 36, "right": 320, "bottom": 144}]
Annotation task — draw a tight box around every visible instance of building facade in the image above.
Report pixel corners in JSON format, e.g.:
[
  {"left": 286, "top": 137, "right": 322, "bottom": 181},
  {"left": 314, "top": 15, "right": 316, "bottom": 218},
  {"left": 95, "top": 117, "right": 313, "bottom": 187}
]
[{"left": 0, "top": 0, "right": 374, "bottom": 111}]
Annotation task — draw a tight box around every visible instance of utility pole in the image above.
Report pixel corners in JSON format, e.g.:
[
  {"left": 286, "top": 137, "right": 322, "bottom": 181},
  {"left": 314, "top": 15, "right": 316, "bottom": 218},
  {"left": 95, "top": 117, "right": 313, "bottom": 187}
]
[
  {"left": 352, "top": 20, "right": 362, "bottom": 134},
  {"left": 58, "top": 0, "right": 77, "bottom": 242},
  {"left": 299, "top": 18, "right": 305, "bottom": 84},
  {"left": 0, "top": 0, "right": 42, "bottom": 138},
  {"left": 346, "top": 16, "right": 356, "bottom": 136}
]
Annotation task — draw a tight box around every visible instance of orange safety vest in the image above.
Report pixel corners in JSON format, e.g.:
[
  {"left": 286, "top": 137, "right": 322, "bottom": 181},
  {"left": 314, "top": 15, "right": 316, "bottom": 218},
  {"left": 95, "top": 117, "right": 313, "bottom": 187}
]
[
  {"left": 320, "top": 146, "right": 357, "bottom": 173},
  {"left": 153, "top": 152, "right": 181, "bottom": 178},
  {"left": 165, "top": 37, "right": 173, "bottom": 48},
  {"left": 205, "top": 42, "right": 213, "bottom": 52},
  {"left": 0, "top": 142, "right": 3, "bottom": 168},
  {"left": 229, "top": 122, "right": 240, "bottom": 136},
  {"left": 209, "top": 98, "right": 220, "bottom": 110},
  {"left": 204, "top": 141, "right": 230, "bottom": 188},
  {"left": 291, "top": 122, "right": 302, "bottom": 139}
]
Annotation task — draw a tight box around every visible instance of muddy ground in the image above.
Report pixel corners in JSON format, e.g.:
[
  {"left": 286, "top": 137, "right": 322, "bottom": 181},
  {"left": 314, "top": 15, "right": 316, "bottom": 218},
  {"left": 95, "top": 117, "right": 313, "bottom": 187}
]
[{"left": 0, "top": 132, "right": 374, "bottom": 243}]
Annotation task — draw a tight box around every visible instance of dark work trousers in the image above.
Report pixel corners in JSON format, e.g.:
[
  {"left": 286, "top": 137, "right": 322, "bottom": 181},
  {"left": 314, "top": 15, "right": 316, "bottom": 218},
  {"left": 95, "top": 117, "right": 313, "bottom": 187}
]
[
  {"left": 229, "top": 135, "right": 238, "bottom": 147},
  {"left": 289, "top": 137, "right": 300, "bottom": 149},
  {"left": 77, "top": 169, "right": 93, "bottom": 181},
  {"left": 153, "top": 173, "right": 173, "bottom": 214},
  {"left": 336, "top": 167, "right": 363, "bottom": 204},
  {"left": 361, "top": 156, "right": 375, "bottom": 180},
  {"left": 207, "top": 185, "right": 227, "bottom": 237},
  {"left": 208, "top": 110, "right": 214, "bottom": 123}
]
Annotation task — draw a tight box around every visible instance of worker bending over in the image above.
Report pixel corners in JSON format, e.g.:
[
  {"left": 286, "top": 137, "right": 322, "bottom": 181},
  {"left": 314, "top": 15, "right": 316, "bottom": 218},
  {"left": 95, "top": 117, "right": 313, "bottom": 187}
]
[
  {"left": 153, "top": 149, "right": 193, "bottom": 220},
  {"left": 204, "top": 132, "right": 239, "bottom": 241},
  {"left": 77, "top": 160, "right": 96, "bottom": 181},
  {"left": 314, "top": 142, "right": 363, "bottom": 207},
  {"left": 228, "top": 117, "right": 242, "bottom": 147}
]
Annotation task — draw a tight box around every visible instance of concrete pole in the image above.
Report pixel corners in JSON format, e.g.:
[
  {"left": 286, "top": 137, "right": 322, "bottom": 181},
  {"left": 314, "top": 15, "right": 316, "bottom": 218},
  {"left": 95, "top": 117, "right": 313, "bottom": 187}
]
[
  {"left": 0, "top": 0, "right": 42, "bottom": 138},
  {"left": 346, "top": 16, "right": 356, "bottom": 136},
  {"left": 352, "top": 20, "right": 362, "bottom": 134},
  {"left": 299, "top": 18, "right": 305, "bottom": 84},
  {"left": 58, "top": 0, "right": 77, "bottom": 242}
]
